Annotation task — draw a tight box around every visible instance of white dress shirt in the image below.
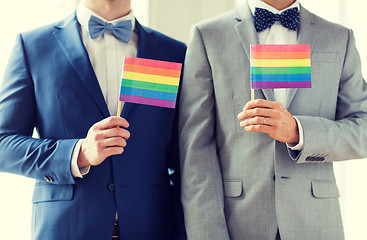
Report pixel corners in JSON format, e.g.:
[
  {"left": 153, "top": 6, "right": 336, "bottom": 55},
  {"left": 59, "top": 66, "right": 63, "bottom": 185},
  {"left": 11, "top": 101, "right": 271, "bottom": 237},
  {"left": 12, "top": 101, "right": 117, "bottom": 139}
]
[
  {"left": 71, "top": 2, "right": 138, "bottom": 178},
  {"left": 248, "top": 0, "right": 304, "bottom": 150}
]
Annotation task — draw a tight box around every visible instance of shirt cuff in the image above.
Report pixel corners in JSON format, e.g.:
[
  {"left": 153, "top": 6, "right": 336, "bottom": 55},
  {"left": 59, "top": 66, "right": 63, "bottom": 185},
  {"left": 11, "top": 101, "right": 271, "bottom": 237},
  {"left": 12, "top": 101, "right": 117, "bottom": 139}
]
[
  {"left": 286, "top": 116, "right": 304, "bottom": 151},
  {"left": 71, "top": 139, "right": 90, "bottom": 178}
]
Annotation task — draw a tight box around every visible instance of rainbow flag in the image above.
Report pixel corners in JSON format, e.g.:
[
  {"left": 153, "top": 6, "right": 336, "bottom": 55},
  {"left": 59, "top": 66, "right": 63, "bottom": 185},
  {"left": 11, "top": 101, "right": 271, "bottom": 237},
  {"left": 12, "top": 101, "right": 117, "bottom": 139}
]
[
  {"left": 250, "top": 44, "right": 311, "bottom": 89},
  {"left": 119, "top": 57, "right": 182, "bottom": 108}
]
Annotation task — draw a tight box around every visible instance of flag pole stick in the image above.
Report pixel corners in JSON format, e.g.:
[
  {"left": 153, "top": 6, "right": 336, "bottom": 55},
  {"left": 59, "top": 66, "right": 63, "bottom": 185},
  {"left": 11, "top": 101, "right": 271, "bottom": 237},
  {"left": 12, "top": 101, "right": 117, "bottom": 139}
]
[
  {"left": 117, "top": 101, "right": 123, "bottom": 117},
  {"left": 251, "top": 89, "right": 255, "bottom": 101},
  {"left": 117, "top": 56, "right": 126, "bottom": 117}
]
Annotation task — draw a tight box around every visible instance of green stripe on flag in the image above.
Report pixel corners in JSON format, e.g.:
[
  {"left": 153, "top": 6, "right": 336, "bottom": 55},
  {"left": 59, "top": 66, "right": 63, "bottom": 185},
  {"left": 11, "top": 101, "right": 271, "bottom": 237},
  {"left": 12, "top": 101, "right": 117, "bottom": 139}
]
[
  {"left": 121, "top": 79, "right": 179, "bottom": 93},
  {"left": 251, "top": 67, "right": 311, "bottom": 75}
]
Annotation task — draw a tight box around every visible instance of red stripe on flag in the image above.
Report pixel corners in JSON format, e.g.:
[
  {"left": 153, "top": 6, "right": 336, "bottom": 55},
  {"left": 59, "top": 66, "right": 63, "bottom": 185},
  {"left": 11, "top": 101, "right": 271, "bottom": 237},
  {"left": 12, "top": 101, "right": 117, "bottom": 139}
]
[
  {"left": 124, "top": 57, "right": 182, "bottom": 71},
  {"left": 251, "top": 44, "right": 310, "bottom": 53},
  {"left": 123, "top": 64, "right": 181, "bottom": 78}
]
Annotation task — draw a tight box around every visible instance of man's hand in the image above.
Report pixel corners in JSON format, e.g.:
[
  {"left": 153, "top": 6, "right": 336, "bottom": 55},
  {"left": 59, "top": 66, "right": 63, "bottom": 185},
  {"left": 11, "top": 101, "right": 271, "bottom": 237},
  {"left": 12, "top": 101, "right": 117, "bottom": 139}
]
[
  {"left": 237, "top": 99, "right": 299, "bottom": 144},
  {"left": 77, "top": 116, "right": 130, "bottom": 168}
]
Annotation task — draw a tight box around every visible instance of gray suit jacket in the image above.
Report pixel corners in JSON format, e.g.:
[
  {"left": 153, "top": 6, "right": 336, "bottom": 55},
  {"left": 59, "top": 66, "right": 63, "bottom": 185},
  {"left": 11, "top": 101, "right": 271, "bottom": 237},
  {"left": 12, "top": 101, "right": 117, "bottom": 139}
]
[{"left": 178, "top": 2, "right": 367, "bottom": 240}]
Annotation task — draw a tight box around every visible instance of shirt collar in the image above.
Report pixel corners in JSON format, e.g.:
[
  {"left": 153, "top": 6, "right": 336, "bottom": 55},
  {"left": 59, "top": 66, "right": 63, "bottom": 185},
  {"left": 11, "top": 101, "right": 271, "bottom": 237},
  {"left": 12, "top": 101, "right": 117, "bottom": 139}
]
[
  {"left": 248, "top": 0, "right": 300, "bottom": 15},
  {"left": 76, "top": 2, "right": 136, "bottom": 33}
]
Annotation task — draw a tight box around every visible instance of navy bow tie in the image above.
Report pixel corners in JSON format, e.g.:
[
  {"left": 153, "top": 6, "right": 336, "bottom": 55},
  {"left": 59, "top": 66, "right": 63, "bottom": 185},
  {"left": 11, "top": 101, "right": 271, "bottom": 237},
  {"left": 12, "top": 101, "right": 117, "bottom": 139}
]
[
  {"left": 88, "top": 15, "right": 133, "bottom": 43},
  {"left": 254, "top": 7, "right": 300, "bottom": 32}
]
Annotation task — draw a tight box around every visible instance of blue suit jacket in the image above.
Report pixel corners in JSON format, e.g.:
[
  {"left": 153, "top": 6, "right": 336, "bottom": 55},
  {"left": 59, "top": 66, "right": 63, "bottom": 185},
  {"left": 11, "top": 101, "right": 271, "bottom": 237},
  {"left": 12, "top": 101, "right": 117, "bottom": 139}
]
[{"left": 0, "top": 13, "right": 187, "bottom": 240}]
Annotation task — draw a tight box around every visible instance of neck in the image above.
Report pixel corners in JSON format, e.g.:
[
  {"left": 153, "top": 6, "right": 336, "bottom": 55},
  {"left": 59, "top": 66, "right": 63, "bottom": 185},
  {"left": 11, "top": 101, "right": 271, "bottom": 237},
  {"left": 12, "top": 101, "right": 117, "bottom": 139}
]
[
  {"left": 82, "top": 0, "right": 131, "bottom": 21},
  {"left": 261, "top": 0, "right": 296, "bottom": 10}
]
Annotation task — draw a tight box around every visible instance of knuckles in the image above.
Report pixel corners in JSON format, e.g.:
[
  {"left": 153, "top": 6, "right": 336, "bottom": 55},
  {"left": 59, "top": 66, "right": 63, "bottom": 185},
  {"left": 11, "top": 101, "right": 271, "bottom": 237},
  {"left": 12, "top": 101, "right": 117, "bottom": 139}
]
[
  {"left": 106, "top": 117, "right": 117, "bottom": 126},
  {"left": 254, "top": 99, "right": 263, "bottom": 105},
  {"left": 104, "top": 116, "right": 129, "bottom": 128},
  {"left": 95, "top": 141, "right": 103, "bottom": 150},
  {"left": 272, "top": 101, "right": 282, "bottom": 108},
  {"left": 255, "top": 116, "right": 263, "bottom": 124},
  {"left": 92, "top": 133, "right": 100, "bottom": 142},
  {"left": 253, "top": 108, "right": 261, "bottom": 115},
  {"left": 111, "top": 127, "right": 122, "bottom": 136}
]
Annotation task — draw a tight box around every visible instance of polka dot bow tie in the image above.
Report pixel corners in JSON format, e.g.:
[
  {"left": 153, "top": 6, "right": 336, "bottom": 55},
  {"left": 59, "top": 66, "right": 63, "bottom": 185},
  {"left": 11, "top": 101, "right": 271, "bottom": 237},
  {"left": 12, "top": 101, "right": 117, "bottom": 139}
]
[{"left": 254, "top": 7, "right": 300, "bottom": 32}]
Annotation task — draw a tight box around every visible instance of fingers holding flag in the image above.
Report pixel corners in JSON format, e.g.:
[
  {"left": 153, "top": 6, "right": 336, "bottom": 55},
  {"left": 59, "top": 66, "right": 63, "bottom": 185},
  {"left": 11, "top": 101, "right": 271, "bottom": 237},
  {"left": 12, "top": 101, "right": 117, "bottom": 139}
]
[
  {"left": 237, "top": 99, "right": 299, "bottom": 144},
  {"left": 243, "top": 44, "right": 310, "bottom": 145},
  {"left": 77, "top": 116, "right": 130, "bottom": 168}
]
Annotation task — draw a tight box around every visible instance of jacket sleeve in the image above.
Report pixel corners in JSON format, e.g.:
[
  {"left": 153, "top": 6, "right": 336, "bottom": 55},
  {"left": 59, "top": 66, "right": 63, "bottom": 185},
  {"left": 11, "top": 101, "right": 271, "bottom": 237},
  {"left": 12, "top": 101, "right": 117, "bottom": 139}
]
[
  {"left": 289, "top": 29, "right": 367, "bottom": 163},
  {"left": 0, "top": 34, "right": 77, "bottom": 184}
]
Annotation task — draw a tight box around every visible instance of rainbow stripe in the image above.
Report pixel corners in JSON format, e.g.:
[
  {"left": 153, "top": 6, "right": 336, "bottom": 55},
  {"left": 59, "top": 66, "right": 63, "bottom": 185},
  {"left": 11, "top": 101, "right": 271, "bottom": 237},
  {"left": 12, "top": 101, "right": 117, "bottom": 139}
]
[
  {"left": 120, "top": 57, "right": 182, "bottom": 108},
  {"left": 250, "top": 44, "right": 312, "bottom": 89}
]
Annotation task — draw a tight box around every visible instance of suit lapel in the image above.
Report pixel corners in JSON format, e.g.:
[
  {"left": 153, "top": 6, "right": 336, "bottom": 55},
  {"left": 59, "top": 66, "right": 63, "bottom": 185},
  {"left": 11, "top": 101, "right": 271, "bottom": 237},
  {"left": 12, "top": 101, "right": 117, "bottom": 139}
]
[
  {"left": 121, "top": 20, "right": 157, "bottom": 118},
  {"left": 53, "top": 14, "right": 110, "bottom": 118},
  {"left": 284, "top": 5, "right": 317, "bottom": 109},
  {"left": 234, "top": 3, "right": 275, "bottom": 101}
]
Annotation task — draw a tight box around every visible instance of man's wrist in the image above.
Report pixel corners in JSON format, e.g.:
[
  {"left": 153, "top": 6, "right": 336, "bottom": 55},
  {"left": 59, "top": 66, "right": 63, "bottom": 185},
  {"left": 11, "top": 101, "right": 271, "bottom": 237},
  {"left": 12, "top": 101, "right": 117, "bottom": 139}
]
[
  {"left": 71, "top": 139, "right": 84, "bottom": 178},
  {"left": 287, "top": 117, "right": 304, "bottom": 150},
  {"left": 77, "top": 139, "right": 91, "bottom": 169},
  {"left": 71, "top": 139, "right": 91, "bottom": 178}
]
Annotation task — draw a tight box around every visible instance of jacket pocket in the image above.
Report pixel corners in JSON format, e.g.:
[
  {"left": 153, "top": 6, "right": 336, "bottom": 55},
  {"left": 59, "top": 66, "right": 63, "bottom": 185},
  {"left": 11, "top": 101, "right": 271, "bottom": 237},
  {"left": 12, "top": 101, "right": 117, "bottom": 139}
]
[
  {"left": 32, "top": 183, "right": 74, "bottom": 203},
  {"left": 223, "top": 180, "right": 243, "bottom": 198},
  {"left": 311, "top": 179, "right": 340, "bottom": 199}
]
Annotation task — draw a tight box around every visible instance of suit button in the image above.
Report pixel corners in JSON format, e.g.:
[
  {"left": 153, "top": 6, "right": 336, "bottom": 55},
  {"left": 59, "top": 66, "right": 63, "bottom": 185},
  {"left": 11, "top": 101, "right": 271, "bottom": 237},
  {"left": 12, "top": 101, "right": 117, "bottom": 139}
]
[
  {"left": 108, "top": 183, "right": 115, "bottom": 191},
  {"left": 44, "top": 176, "right": 54, "bottom": 182}
]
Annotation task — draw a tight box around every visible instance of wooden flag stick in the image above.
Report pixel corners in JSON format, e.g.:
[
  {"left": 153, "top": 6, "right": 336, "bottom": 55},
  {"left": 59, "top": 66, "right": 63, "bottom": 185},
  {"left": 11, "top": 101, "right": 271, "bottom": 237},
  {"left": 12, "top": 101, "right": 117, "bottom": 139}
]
[
  {"left": 251, "top": 89, "right": 255, "bottom": 101},
  {"left": 117, "top": 101, "right": 123, "bottom": 117}
]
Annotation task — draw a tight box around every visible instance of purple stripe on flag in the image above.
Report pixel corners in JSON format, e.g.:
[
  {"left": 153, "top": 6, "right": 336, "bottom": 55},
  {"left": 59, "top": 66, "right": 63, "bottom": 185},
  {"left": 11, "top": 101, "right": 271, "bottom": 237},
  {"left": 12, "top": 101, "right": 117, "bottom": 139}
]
[
  {"left": 120, "top": 94, "right": 176, "bottom": 108},
  {"left": 251, "top": 81, "right": 312, "bottom": 89}
]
